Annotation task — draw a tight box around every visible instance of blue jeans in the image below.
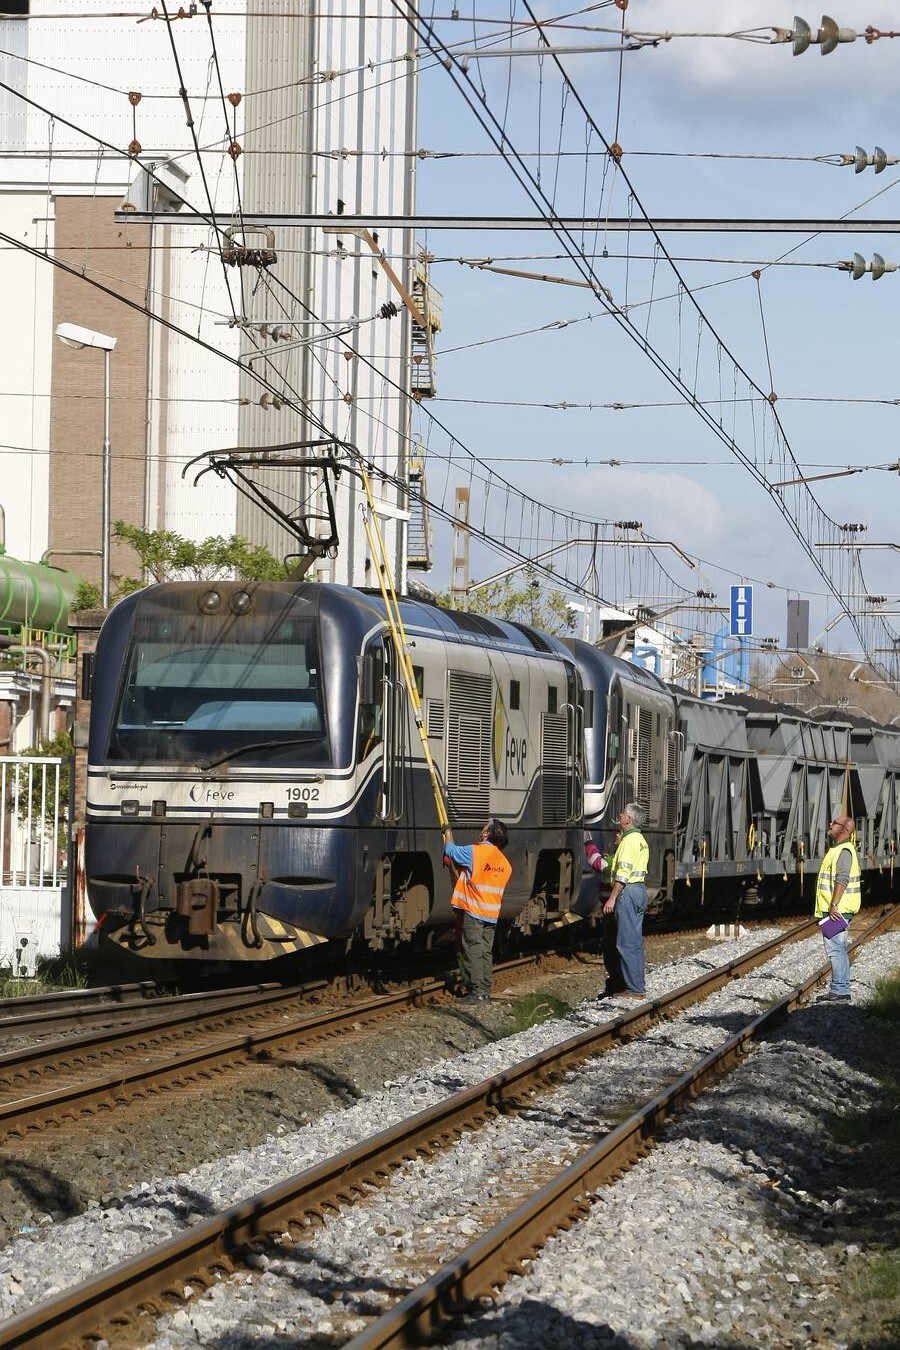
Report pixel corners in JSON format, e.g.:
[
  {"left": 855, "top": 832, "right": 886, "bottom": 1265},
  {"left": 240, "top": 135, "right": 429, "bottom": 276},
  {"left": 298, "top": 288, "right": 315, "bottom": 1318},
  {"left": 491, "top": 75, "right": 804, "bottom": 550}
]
[
  {"left": 824, "top": 925, "right": 851, "bottom": 996},
  {"left": 616, "top": 883, "right": 647, "bottom": 993}
]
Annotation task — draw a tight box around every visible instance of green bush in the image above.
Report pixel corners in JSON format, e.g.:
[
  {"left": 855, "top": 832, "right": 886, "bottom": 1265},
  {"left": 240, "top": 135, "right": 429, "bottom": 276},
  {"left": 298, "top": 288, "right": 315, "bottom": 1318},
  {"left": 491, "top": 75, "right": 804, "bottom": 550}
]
[
  {"left": 866, "top": 971, "right": 900, "bottom": 1022},
  {"left": 503, "top": 992, "right": 571, "bottom": 1033}
]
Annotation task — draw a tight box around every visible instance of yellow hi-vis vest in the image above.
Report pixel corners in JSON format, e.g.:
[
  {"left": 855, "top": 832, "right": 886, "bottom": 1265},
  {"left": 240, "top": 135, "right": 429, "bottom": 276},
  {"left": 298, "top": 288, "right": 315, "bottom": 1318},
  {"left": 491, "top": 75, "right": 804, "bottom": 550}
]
[
  {"left": 451, "top": 843, "right": 512, "bottom": 924},
  {"left": 814, "top": 841, "right": 861, "bottom": 918},
  {"left": 608, "top": 828, "right": 649, "bottom": 887}
]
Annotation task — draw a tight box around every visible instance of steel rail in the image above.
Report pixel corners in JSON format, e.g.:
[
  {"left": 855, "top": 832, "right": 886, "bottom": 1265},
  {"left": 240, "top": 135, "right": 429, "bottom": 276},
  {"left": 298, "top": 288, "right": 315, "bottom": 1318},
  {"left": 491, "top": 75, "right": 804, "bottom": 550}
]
[
  {"left": 347, "top": 907, "right": 899, "bottom": 1350},
  {"left": 0, "top": 914, "right": 842, "bottom": 1350},
  {"left": 0, "top": 980, "right": 345, "bottom": 1089},
  {"left": 0, "top": 979, "right": 309, "bottom": 1037},
  {"left": 0, "top": 980, "right": 172, "bottom": 1016},
  {"left": 0, "top": 937, "right": 575, "bottom": 1073}
]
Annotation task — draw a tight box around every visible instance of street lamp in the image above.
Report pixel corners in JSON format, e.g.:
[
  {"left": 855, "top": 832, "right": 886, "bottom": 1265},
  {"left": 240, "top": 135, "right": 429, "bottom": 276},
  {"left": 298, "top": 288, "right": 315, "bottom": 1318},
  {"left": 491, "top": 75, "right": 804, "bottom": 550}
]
[{"left": 55, "top": 322, "right": 117, "bottom": 607}]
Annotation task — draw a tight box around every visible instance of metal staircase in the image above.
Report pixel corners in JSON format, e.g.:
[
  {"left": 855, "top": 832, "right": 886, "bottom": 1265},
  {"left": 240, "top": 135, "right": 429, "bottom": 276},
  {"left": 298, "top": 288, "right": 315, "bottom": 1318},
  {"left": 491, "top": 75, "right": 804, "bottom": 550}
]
[
  {"left": 406, "top": 451, "right": 432, "bottom": 571},
  {"left": 410, "top": 257, "right": 442, "bottom": 399}
]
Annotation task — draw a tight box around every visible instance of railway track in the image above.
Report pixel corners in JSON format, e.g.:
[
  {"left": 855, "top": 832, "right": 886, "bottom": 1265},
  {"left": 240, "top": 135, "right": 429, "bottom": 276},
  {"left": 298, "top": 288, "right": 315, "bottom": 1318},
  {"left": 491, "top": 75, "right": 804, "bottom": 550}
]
[
  {"left": 0, "top": 920, "right": 782, "bottom": 1138},
  {"left": 0, "top": 913, "right": 786, "bottom": 1047},
  {"left": 0, "top": 954, "right": 546, "bottom": 1138},
  {"left": 0, "top": 979, "right": 173, "bottom": 1019},
  {"left": 0, "top": 978, "right": 315, "bottom": 1039},
  {"left": 349, "top": 914, "right": 899, "bottom": 1350},
  {"left": 0, "top": 909, "right": 609, "bottom": 1043},
  {"left": 3, "top": 911, "right": 892, "bottom": 1349}
]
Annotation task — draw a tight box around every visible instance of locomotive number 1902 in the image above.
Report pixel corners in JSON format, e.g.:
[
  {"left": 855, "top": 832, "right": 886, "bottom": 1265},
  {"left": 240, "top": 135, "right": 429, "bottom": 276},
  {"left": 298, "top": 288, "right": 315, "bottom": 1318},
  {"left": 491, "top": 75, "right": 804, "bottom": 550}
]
[{"left": 287, "top": 786, "right": 321, "bottom": 802}]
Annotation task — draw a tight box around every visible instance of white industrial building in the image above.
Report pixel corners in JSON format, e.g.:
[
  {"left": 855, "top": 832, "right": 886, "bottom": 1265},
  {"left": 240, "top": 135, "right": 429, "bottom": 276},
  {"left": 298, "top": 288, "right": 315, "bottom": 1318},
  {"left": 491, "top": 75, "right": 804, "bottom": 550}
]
[{"left": 0, "top": 0, "right": 422, "bottom": 589}]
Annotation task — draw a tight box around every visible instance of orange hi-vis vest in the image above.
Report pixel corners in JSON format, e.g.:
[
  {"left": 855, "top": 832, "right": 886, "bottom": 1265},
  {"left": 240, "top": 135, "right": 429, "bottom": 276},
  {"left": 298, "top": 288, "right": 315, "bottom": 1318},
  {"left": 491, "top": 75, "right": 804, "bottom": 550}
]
[{"left": 450, "top": 842, "right": 512, "bottom": 925}]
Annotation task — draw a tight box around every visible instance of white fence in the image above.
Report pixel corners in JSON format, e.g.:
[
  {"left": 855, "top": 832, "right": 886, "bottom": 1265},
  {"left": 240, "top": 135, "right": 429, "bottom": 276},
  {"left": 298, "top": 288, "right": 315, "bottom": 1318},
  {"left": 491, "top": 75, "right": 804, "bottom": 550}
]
[{"left": 0, "top": 756, "right": 69, "bottom": 975}]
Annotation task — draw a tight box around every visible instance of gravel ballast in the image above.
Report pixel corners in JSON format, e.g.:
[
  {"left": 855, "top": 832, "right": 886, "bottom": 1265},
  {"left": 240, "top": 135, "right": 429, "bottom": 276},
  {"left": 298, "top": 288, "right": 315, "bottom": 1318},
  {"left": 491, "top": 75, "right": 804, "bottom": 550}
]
[
  {"left": 0, "top": 924, "right": 897, "bottom": 1348},
  {"left": 0, "top": 928, "right": 711, "bottom": 1247}
]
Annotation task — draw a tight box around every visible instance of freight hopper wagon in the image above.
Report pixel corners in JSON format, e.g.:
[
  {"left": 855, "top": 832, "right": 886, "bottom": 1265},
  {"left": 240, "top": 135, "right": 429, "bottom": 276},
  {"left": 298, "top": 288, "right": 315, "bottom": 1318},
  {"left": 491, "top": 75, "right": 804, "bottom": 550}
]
[
  {"left": 667, "top": 692, "right": 900, "bottom": 911},
  {"left": 85, "top": 582, "right": 586, "bottom": 962},
  {"left": 568, "top": 644, "right": 900, "bottom": 916}
]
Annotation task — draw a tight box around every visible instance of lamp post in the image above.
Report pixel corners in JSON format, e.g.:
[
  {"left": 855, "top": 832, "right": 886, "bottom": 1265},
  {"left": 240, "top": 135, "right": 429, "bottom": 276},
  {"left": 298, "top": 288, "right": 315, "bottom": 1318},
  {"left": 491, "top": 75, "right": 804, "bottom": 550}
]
[{"left": 54, "top": 323, "right": 117, "bottom": 607}]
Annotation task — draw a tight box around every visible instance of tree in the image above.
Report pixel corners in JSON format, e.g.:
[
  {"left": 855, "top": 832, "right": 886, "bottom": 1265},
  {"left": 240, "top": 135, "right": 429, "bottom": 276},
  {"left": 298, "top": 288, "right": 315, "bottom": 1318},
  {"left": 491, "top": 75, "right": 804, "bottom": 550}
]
[
  {"left": 436, "top": 567, "right": 576, "bottom": 635},
  {"left": 74, "top": 523, "right": 291, "bottom": 607}
]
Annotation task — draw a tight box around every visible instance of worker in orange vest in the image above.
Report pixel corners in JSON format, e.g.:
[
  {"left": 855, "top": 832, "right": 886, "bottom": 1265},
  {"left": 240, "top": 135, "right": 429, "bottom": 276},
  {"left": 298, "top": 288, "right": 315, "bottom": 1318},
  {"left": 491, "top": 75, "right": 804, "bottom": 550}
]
[{"left": 442, "top": 818, "right": 512, "bottom": 1004}]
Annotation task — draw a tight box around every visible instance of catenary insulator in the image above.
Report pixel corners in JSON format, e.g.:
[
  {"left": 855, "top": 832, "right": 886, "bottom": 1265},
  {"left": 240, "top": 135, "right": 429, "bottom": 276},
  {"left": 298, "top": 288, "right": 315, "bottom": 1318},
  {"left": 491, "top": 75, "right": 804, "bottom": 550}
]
[
  {"left": 845, "top": 252, "right": 897, "bottom": 280},
  {"left": 818, "top": 15, "right": 857, "bottom": 54},
  {"left": 789, "top": 14, "right": 858, "bottom": 55},
  {"left": 852, "top": 145, "right": 897, "bottom": 172},
  {"left": 791, "top": 16, "right": 812, "bottom": 54}
]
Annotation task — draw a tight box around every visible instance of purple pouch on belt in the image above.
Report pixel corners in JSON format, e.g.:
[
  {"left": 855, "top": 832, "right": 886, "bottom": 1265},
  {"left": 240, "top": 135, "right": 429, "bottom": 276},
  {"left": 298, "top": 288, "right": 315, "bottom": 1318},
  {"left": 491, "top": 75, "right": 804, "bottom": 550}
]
[{"left": 819, "top": 914, "right": 849, "bottom": 938}]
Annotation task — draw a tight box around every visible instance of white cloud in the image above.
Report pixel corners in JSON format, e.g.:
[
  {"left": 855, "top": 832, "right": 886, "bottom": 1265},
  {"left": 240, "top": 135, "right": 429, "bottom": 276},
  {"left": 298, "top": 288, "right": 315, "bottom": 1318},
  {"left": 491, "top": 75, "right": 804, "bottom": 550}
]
[
  {"left": 551, "top": 465, "right": 728, "bottom": 549},
  {"left": 601, "top": 1, "right": 896, "bottom": 126}
]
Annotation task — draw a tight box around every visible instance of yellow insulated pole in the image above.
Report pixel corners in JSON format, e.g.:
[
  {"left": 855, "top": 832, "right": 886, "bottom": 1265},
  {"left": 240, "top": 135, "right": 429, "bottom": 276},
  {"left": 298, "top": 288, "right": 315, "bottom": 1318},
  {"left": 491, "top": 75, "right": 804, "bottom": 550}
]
[{"left": 359, "top": 472, "right": 450, "bottom": 831}]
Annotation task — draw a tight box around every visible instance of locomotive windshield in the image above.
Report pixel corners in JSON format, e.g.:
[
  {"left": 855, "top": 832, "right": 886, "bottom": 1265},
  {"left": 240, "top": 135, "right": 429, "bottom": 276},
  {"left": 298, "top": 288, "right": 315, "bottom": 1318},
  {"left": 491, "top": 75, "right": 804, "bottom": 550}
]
[{"left": 108, "top": 601, "right": 327, "bottom": 766}]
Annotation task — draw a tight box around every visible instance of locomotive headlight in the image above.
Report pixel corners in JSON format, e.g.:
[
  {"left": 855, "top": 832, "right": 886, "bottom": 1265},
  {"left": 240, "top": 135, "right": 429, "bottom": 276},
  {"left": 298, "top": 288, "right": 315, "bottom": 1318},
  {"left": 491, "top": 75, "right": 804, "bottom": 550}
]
[
  {"left": 199, "top": 589, "right": 222, "bottom": 615},
  {"left": 229, "top": 589, "right": 252, "bottom": 616}
]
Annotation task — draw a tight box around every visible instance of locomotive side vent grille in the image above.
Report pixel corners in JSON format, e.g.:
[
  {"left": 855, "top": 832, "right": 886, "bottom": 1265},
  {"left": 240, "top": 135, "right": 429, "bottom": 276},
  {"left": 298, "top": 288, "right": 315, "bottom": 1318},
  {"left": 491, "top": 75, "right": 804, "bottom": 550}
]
[
  {"left": 541, "top": 711, "right": 568, "bottom": 826},
  {"left": 446, "top": 671, "right": 491, "bottom": 819},
  {"left": 637, "top": 707, "right": 653, "bottom": 807},
  {"left": 426, "top": 697, "right": 445, "bottom": 739}
]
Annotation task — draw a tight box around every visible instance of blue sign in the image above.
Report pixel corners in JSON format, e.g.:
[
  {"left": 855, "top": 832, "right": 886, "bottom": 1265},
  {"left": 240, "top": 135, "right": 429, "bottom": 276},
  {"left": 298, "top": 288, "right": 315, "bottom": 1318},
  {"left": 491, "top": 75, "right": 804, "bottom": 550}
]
[{"left": 730, "top": 584, "right": 753, "bottom": 637}]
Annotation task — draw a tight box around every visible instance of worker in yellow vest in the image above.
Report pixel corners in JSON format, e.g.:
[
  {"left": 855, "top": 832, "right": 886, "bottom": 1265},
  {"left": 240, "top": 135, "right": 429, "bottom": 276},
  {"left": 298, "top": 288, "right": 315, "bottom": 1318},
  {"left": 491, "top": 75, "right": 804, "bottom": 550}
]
[
  {"left": 604, "top": 799, "right": 647, "bottom": 1004},
  {"left": 587, "top": 802, "right": 650, "bottom": 999},
  {"left": 443, "top": 818, "right": 512, "bottom": 1005},
  {"left": 814, "top": 815, "right": 861, "bottom": 1004}
]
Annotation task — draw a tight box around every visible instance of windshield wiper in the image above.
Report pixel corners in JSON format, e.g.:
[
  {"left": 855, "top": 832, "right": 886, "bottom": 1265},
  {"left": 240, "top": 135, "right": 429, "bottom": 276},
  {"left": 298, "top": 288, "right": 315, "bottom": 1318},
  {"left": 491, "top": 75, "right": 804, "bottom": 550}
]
[{"left": 199, "top": 739, "right": 321, "bottom": 772}]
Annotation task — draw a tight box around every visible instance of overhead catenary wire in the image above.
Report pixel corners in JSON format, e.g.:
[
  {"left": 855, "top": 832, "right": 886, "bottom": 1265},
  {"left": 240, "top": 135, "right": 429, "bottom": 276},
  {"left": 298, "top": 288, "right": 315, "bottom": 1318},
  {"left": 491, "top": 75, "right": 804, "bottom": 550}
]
[
  {"left": 214, "top": 263, "right": 700, "bottom": 614},
  {"left": 0, "top": 88, "right": 695, "bottom": 627},
  {"left": 0, "top": 223, "right": 337, "bottom": 445},
  {"left": 5, "top": 18, "right": 895, "bottom": 653},
  {"left": 4, "top": 140, "right": 871, "bottom": 166},
  {"left": 156, "top": 0, "right": 246, "bottom": 335},
  {"left": 390, "top": 0, "right": 898, "bottom": 673},
  {"left": 86, "top": 183, "right": 879, "bottom": 642},
  {"left": 1, "top": 131, "right": 885, "bottom": 507},
  {"left": 260, "top": 272, "right": 702, "bottom": 614}
]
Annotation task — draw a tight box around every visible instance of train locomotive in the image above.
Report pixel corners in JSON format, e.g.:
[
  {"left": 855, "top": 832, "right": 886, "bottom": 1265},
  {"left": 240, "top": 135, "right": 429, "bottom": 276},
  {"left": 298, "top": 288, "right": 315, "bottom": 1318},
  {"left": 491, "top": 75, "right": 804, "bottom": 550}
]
[
  {"left": 85, "top": 581, "right": 586, "bottom": 960},
  {"left": 84, "top": 580, "right": 900, "bottom": 963}
]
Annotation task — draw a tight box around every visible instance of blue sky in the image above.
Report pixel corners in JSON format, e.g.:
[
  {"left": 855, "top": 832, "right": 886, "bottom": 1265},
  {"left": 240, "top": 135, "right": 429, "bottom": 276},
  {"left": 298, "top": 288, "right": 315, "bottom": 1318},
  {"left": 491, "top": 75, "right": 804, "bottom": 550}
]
[{"left": 405, "top": 1, "right": 899, "bottom": 653}]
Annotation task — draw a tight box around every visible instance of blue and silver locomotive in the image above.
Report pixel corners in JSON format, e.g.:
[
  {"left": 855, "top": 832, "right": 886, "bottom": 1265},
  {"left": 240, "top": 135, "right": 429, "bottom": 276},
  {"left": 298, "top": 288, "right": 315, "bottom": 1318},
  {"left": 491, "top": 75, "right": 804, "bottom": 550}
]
[{"left": 85, "top": 581, "right": 586, "bottom": 960}]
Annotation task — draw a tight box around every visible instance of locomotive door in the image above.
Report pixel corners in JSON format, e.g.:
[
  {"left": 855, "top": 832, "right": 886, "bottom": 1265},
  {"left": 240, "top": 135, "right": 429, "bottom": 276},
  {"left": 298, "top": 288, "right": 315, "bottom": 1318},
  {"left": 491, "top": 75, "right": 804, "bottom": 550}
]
[
  {"left": 380, "top": 638, "right": 407, "bottom": 821},
  {"left": 563, "top": 666, "right": 584, "bottom": 823},
  {"left": 605, "top": 682, "right": 625, "bottom": 819}
]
